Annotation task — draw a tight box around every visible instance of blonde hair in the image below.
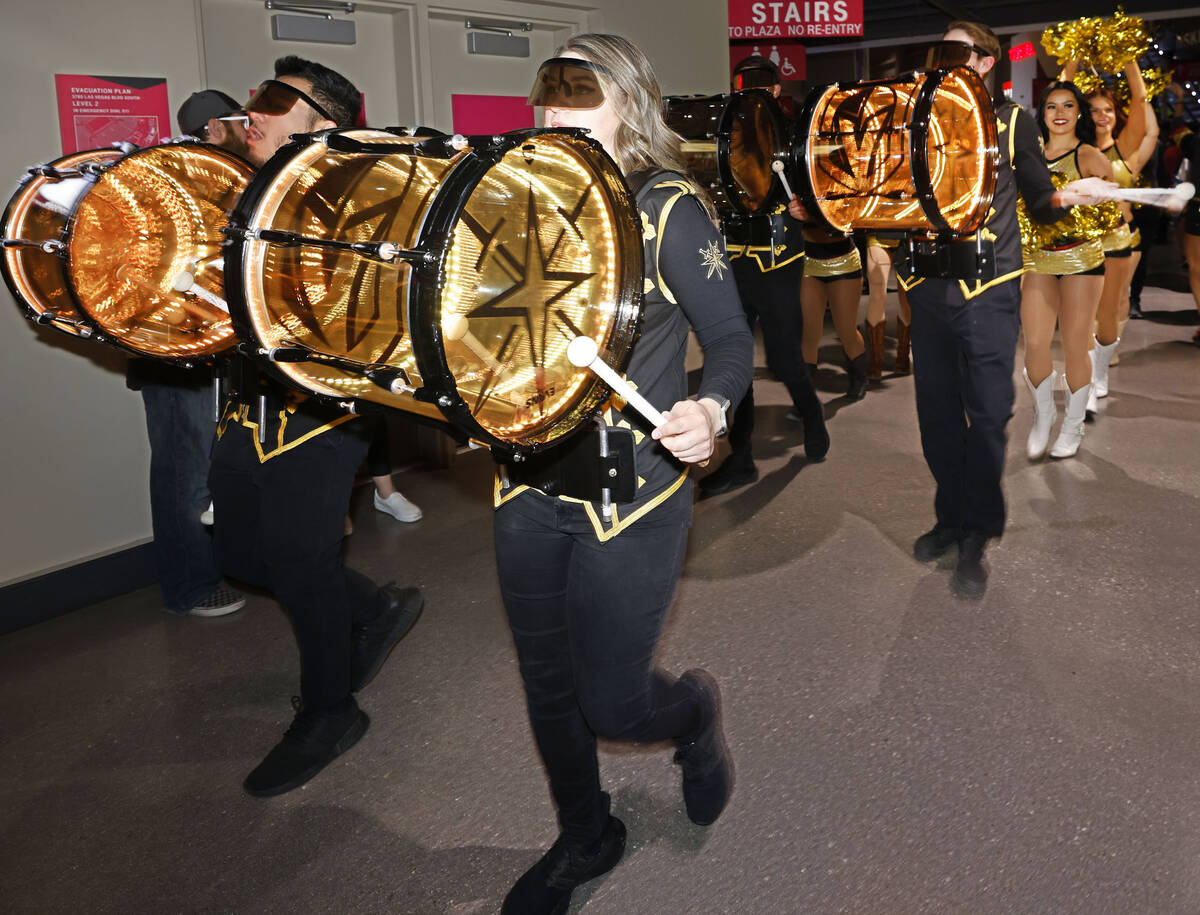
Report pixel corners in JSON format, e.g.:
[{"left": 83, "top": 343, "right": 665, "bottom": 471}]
[{"left": 556, "top": 34, "right": 689, "bottom": 177}]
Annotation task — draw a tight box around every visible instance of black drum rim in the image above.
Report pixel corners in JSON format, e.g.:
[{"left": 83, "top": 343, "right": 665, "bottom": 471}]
[{"left": 410, "top": 127, "right": 644, "bottom": 457}]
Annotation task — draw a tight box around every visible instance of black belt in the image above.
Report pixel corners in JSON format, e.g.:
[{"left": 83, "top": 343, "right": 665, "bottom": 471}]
[{"left": 501, "top": 422, "right": 638, "bottom": 504}]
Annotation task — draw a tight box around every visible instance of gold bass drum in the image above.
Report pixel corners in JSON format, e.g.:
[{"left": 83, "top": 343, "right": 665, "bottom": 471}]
[
  {"left": 5, "top": 141, "right": 252, "bottom": 361},
  {"left": 2, "top": 148, "right": 125, "bottom": 337},
  {"left": 225, "top": 127, "right": 643, "bottom": 455},
  {"left": 793, "top": 66, "right": 998, "bottom": 237}
]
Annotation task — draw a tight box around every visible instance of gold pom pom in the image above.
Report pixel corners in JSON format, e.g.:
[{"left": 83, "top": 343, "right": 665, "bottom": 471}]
[
  {"left": 1019, "top": 171, "right": 1123, "bottom": 249},
  {"left": 1042, "top": 7, "right": 1152, "bottom": 71}
]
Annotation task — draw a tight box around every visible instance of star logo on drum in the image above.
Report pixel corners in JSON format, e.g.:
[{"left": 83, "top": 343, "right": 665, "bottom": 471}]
[{"left": 699, "top": 239, "right": 728, "bottom": 280}]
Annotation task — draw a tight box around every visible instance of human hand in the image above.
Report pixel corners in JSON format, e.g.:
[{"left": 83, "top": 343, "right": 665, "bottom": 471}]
[
  {"left": 651, "top": 398, "right": 720, "bottom": 464},
  {"left": 1056, "top": 177, "right": 1117, "bottom": 206},
  {"left": 787, "top": 195, "right": 809, "bottom": 221}
]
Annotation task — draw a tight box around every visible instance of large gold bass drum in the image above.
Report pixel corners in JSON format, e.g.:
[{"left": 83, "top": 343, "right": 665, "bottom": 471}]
[
  {"left": 3, "top": 148, "right": 126, "bottom": 337},
  {"left": 793, "top": 66, "right": 998, "bottom": 237},
  {"left": 225, "top": 127, "right": 643, "bottom": 455},
  {"left": 6, "top": 142, "right": 252, "bottom": 360}
]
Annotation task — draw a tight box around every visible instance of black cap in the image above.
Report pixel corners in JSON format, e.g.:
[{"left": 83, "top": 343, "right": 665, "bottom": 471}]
[
  {"left": 732, "top": 55, "right": 781, "bottom": 82},
  {"left": 176, "top": 89, "right": 240, "bottom": 136}
]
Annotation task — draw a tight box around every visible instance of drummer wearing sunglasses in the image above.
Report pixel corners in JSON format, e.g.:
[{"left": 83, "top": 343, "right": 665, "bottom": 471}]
[
  {"left": 209, "top": 56, "right": 424, "bottom": 800},
  {"left": 242, "top": 55, "right": 359, "bottom": 166}
]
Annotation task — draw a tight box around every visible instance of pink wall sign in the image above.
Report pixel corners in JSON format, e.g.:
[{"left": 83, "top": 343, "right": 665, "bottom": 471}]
[
  {"left": 727, "top": 0, "right": 863, "bottom": 39},
  {"left": 730, "top": 42, "right": 806, "bottom": 81},
  {"left": 451, "top": 94, "right": 534, "bottom": 135},
  {"left": 55, "top": 75, "right": 170, "bottom": 154}
]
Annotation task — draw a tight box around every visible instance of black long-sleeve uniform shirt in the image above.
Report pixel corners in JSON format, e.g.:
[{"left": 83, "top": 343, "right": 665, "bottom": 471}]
[
  {"left": 899, "top": 98, "right": 1070, "bottom": 299},
  {"left": 497, "top": 172, "right": 754, "bottom": 539}
]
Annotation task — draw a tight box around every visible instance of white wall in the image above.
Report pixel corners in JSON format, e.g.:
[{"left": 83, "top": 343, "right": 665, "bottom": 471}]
[{"left": 0, "top": 0, "right": 728, "bottom": 588}]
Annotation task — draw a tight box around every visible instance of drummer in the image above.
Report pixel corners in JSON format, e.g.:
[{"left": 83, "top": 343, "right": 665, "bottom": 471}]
[
  {"left": 208, "top": 55, "right": 424, "bottom": 798},
  {"left": 701, "top": 54, "right": 829, "bottom": 499},
  {"left": 897, "top": 22, "right": 1109, "bottom": 598}
]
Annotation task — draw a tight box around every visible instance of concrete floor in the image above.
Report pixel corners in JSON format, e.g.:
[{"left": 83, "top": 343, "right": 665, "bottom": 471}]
[{"left": 2, "top": 285, "right": 1199, "bottom": 915}]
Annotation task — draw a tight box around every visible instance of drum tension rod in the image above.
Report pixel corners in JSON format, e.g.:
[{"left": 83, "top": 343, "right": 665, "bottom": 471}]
[
  {"left": 2, "top": 238, "right": 66, "bottom": 254},
  {"left": 242, "top": 228, "right": 434, "bottom": 265}
]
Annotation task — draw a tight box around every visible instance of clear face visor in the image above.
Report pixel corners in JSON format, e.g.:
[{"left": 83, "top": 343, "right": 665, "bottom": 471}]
[
  {"left": 734, "top": 68, "right": 779, "bottom": 91},
  {"left": 527, "top": 58, "right": 607, "bottom": 110},
  {"left": 925, "top": 40, "right": 986, "bottom": 70}
]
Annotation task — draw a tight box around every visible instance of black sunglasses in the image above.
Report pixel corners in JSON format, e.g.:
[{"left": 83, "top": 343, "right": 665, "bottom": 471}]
[
  {"left": 925, "top": 40, "right": 992, "bottom": 70},
  {"left": 246, "top": 80, "right": 336, "bottom": 124}
]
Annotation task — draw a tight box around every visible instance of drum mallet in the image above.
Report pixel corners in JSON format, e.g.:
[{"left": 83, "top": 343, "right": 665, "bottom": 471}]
[
  {"left": 442, "top": 313, "right": 503, "bottom": 372},
  {"left": 171, "top": 269, "right": 229, "bottom": 313},
  {"left": 771, "top": 159, "right": 795, "bottom": 200},
  {"left": 566, "top": 336, "right": 665, "bottom": 427}
]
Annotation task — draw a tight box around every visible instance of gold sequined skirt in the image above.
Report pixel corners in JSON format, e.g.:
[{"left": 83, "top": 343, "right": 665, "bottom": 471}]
[
  {"left": 1023, "top": 239, "right": 1105, "bottom": 275},
  {"left": 804, "top": 246, "right": 863, "bottom": 278},
  {"left": 1101, "top": 222, "right": 1133, "bottom": 254}
]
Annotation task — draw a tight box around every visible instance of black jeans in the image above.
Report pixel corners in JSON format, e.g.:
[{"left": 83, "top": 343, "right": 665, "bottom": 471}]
[
  {"left": 209, "top": 417, "right": 384, "bottom": 710},
  {"left": 908, "top": 277, "right": 1020, "bottom": 538},
  {"left": 728, "top": 258, "right": 820, "bottom": 466},
  {"left": 494, "top": 486, "right": 700, "bottom": 843},
  {"left": 141, "top": 382, "right": 222, "bottom": 612}
]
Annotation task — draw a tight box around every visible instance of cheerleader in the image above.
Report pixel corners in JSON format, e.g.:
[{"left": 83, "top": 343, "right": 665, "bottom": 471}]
[
  {"left": 863, "top": 234, "right": 912, "bottom": 377},
  {"left": 1022, "top": 80, "right": 1115, "bottom": 460},
  {"left": 798, "top": 224, "right": 868, "bottom": 399},
  {"left": 1064, "top": 60, "right": 1158, "bottom": 408}
]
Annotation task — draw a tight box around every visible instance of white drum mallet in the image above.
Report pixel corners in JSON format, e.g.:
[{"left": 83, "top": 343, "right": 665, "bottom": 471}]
[
  {"left": 171, "top": 256, "right": 229, "bottom": 313},
  {"left": 566, "top": 336, "right": 665, "bottom": 427},
  {"left": 1101, "top": 181, "right": 1194, "bottom": 214},
  {"left": 442, "top": 313, "right": 503, "bottom": 372},
  {"left": 772, "top": 159, "right": 795, "bottom": 200}
]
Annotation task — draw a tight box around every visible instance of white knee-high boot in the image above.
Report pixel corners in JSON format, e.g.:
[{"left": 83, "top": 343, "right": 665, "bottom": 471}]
[
  {"left": 1051, "top": 382, "right": 1091, "bottom": 458},
  {"left": 1091, "top": 336, "right": 1120, "bottom": 398},
  {"left": 1025, "top": 369, "right": 1057, "bottom": 460}
]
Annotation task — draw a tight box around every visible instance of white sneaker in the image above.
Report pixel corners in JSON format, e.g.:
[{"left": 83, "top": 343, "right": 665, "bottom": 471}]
[
  {"left": 200, "top": 502, "right": 214, "bottom": 526},
  {"left": 374, "top": 490, "right": 422, "bottom": 523}
]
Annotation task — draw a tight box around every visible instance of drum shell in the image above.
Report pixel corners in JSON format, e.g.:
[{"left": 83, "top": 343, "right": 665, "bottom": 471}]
[
  {"left": 63, "top": 142, "right": 252, "bottom": 360},
  {"left": 226, "top": 127, "right": 644, "bottom": 455},
  {"left": 664, "top": 90, "right": 786, "bottom": 217},
  {"left": 1, "top": 149, "right": 123, "bottom": 336},
  {"left": 793, "top": 67, "right": 997, "bottom": 237}
]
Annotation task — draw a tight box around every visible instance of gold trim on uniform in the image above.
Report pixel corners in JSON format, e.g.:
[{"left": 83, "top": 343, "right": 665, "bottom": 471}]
[
  {"left": 803, "top": 246, "right": 862, "bottom": 278},
  {"left": 1024, "top": 238, "right": 1105, "bottom": 275},
  {"left": 215, "top": 400, "right": 357, "bottom": 463},
  {"left": 727, "top": 243, "right": 804, "bottom": 272}
]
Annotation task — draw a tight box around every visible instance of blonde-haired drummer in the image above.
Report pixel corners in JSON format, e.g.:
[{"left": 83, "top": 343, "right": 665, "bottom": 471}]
[{"left": 495, "top": 34, "right": 752, "bottom": 915}]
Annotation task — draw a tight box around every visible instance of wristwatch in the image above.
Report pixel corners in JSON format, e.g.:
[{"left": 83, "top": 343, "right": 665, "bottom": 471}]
[{"left": 700, "top": 395, "right": 731, "bottom": 438}]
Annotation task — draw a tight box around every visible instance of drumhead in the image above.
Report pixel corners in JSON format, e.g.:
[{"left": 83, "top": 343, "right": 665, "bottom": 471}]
[
  {"left": 2, "top": 149, "right": 123, "bottom": 335},
  {"left": 229, "top": 128, "right": 643, "bottom": 452},
  {"left": 719, "top": 90, "right": 786, "bottom": 214},
  {"left": 66, "top": 142, "right": 252, "bottom": 359},
  {"left": 665, "top": 91, "right": 785, "bottom": 217}
]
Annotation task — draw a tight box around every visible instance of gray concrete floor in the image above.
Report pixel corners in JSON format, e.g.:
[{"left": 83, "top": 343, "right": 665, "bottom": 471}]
[{"left": 3, "top": 283, "right": 1199, "bottom": 915}]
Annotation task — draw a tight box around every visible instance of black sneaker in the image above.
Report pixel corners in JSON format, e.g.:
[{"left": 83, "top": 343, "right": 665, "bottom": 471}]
[
  {"left": 243, "top": 696, "right": 369, "bottom": 798},
  {"left": 952, "top": 531, "right": 989, "bottom": 599},
  {"left": 183, "top": 586, "right": 246, "bottom": 618},
  {"left": 351, "top": 585, "right": 423, "bottom": 693},
  {"left": 698, "top": 458, "right": 758, "bottom": 499},
  {"left": 502, "top": 816, "right": 626, "bottom": 915},
  {"left": 674, "top": 669, "right": 733, "bottom": 826},
  {"left": 912, "top": 525, "right": 960, "bottom": 562}
]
